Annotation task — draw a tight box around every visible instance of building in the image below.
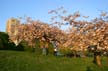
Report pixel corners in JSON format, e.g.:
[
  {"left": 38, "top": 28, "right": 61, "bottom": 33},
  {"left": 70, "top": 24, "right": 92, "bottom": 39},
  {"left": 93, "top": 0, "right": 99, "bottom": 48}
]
[
  {"left": 6, "top": 18, "right": 20, "bottom": 36},
  {"left": 6, "top": 18, "right": 20, "bottom": 45}
]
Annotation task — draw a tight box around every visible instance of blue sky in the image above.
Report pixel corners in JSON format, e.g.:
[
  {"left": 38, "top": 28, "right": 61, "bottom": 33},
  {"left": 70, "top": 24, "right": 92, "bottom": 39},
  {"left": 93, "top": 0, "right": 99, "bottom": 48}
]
[{"left": 0, "top": 0, "right": 108, "bottom": 32}]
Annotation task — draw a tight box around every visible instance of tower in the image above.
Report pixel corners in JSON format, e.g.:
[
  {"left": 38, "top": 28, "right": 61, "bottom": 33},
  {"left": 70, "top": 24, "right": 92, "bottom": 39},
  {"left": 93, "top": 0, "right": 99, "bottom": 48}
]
[
  {"left": 6, "top": 18, "right": 20, "bottom": 45},
  {"left": 6, "top": 18, "right": 20, "bottom": 35}
]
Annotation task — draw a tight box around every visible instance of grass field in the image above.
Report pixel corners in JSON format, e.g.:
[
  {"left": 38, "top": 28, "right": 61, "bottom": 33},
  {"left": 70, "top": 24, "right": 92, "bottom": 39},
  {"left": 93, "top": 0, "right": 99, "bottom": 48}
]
[{"left": 0, "top": 50, "right": 108, "bottom": 71}]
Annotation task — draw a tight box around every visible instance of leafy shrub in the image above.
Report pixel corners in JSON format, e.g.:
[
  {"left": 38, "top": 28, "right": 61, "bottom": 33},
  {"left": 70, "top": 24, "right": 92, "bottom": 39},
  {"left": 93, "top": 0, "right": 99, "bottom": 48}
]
[
  {"left": 59, "top": 47, "right": 74, "bottom": 57},
  {"left": 0, "top": 32, "right": 9, "bottom": 50},
  {"left": 48, "top": 43, "right": 54, "bottom": 54}
]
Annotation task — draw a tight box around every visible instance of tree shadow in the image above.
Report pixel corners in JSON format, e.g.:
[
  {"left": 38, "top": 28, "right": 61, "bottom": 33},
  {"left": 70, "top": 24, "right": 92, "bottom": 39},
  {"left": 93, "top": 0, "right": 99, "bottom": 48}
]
[{"left": 86, "top": 66, "right": 92, "bottom": 71}]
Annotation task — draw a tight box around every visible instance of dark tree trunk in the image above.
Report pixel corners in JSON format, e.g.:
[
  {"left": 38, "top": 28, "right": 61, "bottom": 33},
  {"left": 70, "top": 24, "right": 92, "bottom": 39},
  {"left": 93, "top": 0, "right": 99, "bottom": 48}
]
[{"left": 93, "top": 51, "right": 102, "bottom": 67}]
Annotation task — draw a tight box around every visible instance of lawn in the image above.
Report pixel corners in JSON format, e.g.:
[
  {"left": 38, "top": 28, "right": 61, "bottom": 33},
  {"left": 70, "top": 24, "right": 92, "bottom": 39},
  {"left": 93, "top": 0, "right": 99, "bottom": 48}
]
[{"left": 0, "top": 50, "right": 108, "bottom": 71}]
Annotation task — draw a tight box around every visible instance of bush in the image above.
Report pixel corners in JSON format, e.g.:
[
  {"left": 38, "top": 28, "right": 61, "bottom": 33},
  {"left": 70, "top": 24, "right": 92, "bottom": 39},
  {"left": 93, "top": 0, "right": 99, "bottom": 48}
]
[
  {"left": 0, "top": 32, "right": 9, "bottom": 50},
  {"left": 0, "top": 38, "right": 4, "bottom": 49},
  {"left": 16, "top": 42, "right": 25, "bottom": 51},
  {"left": 59, "top": 47, "right": 74, "bottom": 57},
  {"left": 8, "top": 42, "right": 16, "bottom": 50},
  {"left": 48, "top": 43, "right": 54, "bottom": 54},
  {"left": 0, "top": 32, "right": 25, "bottom": 51}
]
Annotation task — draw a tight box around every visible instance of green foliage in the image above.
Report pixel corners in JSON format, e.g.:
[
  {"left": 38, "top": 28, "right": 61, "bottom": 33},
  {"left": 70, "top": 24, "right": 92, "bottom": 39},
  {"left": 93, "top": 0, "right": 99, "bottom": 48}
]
[
  {"left": 0, "top": 50, "right": 108, "bottom": 71},
  {"left": 16, "top": 42, "right": 25, "bottom": 51},
  {"left": 0, "top": 38, "right": 4, "bottom": 49},
  {"left": 18, "top": 41, "right": 30, "bottom": 51},
  {"left": 60, "top": 48, "right": 72, "bottom": 56},
  {"left": 48, "top": 43, "right": 54, "bottom": 54},
  {"left": 0, "top": 32, "right": 9, "bottom": 49},
  {"left": 8, "top": 42, "right": 16, "bottom": 50},
  {"left": 0, "top": 32, "right": 25, "bottom": 51},
  {"left": 0, "top": 32, "right": 53, "bottom": 54}
]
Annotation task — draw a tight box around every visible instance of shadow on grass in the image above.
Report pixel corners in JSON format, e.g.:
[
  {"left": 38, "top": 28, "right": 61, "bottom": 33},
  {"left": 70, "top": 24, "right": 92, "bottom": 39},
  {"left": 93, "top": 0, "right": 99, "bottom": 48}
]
[{"left": 86, "top": 66, "right": 92, "bottom": 71}]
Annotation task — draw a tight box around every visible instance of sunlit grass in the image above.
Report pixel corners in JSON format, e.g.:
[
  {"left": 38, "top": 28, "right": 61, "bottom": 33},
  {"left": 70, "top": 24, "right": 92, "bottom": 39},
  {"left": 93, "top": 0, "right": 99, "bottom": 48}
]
[{"left": 0, "top": 50, "right": 108, "bottom": 71}]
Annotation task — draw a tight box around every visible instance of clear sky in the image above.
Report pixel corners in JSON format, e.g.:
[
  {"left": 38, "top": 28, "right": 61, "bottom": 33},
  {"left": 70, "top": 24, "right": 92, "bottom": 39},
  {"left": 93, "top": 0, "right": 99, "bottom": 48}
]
[{"left": 0, "top": 0, "right": 108, "bottom": 32}]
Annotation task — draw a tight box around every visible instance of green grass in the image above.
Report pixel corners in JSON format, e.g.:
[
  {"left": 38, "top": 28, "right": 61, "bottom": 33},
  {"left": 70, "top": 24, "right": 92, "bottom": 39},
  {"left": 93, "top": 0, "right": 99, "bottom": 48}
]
[{"left": 0, "top": 50, "right": 108, "bottom": 71}]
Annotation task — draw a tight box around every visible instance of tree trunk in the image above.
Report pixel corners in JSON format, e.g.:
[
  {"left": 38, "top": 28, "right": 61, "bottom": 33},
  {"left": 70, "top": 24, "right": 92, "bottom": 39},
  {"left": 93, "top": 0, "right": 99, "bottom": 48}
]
[
  {"left": 96, "top": 55, "right": 102, "bottom": 67},
  {"left": 73, "top": 50, "right": 77, "bottom": 58},
  {"left": 93, "top": 52, "right": 102, "bottom": 67}
]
